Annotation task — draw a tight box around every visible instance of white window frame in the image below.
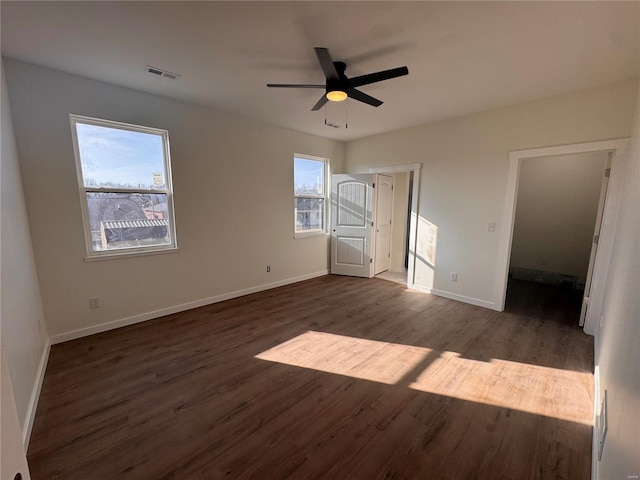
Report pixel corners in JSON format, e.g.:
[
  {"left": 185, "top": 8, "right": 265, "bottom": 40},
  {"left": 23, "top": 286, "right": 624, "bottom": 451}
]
[
  {"left": 294, "top": 153, "right": 329, "bottom": 239},
  {"left": 70, "top": 114, "right": 178, "bottom": 260}
]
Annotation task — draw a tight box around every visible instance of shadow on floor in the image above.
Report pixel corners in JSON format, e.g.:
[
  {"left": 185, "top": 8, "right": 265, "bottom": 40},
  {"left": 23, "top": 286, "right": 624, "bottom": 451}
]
[{"left": 505, "top": 278, "right": 584, "bottom": 326}]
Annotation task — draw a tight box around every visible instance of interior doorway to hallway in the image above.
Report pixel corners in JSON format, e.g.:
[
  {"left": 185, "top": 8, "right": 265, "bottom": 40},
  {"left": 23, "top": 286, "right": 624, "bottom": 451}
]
[
  {"left": 369, "top": 166, "right": 417, "bottom": 287},
  {"left": 330, "top": 163, "right": 420, "bottom": 287},
  {"left": 496, "top": 139, "right": 628, "bottom": 335},
  {"left": 505, "top": 151, "right": 608, "bottom": 325}
]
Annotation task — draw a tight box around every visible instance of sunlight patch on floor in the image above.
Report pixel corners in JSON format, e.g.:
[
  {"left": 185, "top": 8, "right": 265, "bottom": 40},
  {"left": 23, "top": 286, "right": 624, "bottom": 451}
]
[
  {"left": 257, "top": 330, "right": 430, "bottom": 385},
  {"left": 256, "top": 331, "right": 593, "bottom": 425},
  {"left": 407, "top": 351, "right": 593, "bottom": 425}
]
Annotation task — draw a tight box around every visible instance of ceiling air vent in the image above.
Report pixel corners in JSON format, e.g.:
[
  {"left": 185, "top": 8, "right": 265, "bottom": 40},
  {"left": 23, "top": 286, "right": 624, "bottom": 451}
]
[{"left": 144, "top": 65, "right": 181, "bottom": 80}]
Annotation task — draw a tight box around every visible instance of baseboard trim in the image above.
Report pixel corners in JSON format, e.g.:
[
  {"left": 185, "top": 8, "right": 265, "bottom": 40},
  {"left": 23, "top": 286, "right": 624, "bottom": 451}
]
[
  {"left": 23, "top": 337, "right": 50, "bottom": 448},
  {"left": 591, "top": 359, "right": 601, "bottom": 479},
  {"left": 409, "top": 284, "right": 496, "bottom": 310},
  {"left": 50, "top": 271, "right": 329, "bottom": 345}
]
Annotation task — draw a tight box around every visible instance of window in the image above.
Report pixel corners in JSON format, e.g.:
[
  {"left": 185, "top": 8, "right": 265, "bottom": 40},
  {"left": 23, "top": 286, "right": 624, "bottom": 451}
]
[
  {"left": 70, "top": 115, "right": 177, "bottom": 258},
  {"left": 294, "top": 154, "right": 328, "bottom": 236}
]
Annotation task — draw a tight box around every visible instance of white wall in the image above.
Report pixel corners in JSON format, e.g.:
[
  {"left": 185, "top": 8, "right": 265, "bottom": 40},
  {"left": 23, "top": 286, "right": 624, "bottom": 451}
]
[
  {"left": 594, "top": 84, "right": 640, "bottom": 479},
  {"left": 510, "top": 152, "right": 606, "bottom": 286},
  {"left": 0, "top": 61, "right": 49, "bottom": 445},
  {"left": 3, "top": 59, "right": 344, "bottom": 341},
  {"left": 346, "top": 78, "right": 638, "bottom": 309}
]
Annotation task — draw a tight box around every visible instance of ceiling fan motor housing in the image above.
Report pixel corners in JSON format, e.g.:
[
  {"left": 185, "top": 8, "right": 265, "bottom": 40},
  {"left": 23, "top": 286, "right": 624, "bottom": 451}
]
[
  {"left": 327, "top": 79, "right": 347, "bottom": 94},
  {"left": 327, "top": 62, "right": 348, "bottom": 92}
]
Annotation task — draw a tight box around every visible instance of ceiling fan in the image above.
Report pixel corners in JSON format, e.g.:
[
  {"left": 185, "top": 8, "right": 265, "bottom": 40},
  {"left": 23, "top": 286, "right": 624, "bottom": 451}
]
[{"left": 267, "top": 47, "right": 409, "bottom": 111}]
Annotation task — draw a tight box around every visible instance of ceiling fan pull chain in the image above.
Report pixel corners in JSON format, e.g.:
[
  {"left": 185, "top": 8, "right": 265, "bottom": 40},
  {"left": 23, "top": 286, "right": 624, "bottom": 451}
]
[
  {"left": 323, "top": 102, "right": 343, "bottom": 129},
  {"left": 345, "top": 99, "right": 348, "bottom": 129}
]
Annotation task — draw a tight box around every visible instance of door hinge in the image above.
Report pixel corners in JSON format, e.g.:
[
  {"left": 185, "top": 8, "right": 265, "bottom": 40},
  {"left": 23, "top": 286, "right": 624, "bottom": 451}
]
[
  {"left": 604, "top": 168, "right": 611, "bottom": 178},
  {"left": 370, "top": 258, "right": 373, "bottom": 264},
  {"left": 371, "top": 222, "right": 374, "bottom": 227},
  {"left": 584, "top": 296, "right": 590, "bottom": 305},
  {"left": 594, "top": 234, "right": 599, "bottom": 245}
]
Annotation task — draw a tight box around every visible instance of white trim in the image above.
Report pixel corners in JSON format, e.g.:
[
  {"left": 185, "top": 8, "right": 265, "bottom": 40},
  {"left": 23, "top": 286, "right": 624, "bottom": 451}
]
[
  {"left": 506, "top": 139, "right": 628, "bottom": 160},
  {"left": 293, "top": 231, "right": 328, "bottom": 240},
  {"left": 294, "top": 153, "right": 330, "bottom": 237},
  {"left": 496, "top": 139, "right": 630, "bottom": 327},
  {"left": 50, "top": 270, "right": 329, "bottom": 344},
  {"left": 84, "top": 246, "right": 179, "bottom": 262},
  {"left": 22, "top": 338, "right": 50, "bottom": 448},
  {"left": 368, "top": 163, "right": 421, "bottom": 291},
  {"left": 368, "top": 163, "right": 422, "bottom": 174},
  {"left": 411, "top": 284, "right": 496, "bottom": 310},
  {"left": 592, "top": 361, "right": 601, "bottom": 480}
]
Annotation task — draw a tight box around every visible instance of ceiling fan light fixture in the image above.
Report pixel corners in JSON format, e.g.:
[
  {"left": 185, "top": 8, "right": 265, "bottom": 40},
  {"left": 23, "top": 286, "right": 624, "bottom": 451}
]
[{"left": 326, "top": 90, "right": 348, "bottom": 102}]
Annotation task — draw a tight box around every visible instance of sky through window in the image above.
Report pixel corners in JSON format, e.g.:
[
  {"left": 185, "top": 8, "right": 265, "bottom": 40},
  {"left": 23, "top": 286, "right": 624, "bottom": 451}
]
[{"left": 76, "top": 123, "right": 165, "bottom": 189}]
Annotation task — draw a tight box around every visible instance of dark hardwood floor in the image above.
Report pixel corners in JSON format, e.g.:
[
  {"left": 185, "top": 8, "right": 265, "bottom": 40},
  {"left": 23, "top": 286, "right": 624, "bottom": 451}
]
[
  {"left": 505, "top": 278, "right": 586, "bottom": 327},
  {"left": 28, "top": 275, "right": 594, "bottom": 479}
]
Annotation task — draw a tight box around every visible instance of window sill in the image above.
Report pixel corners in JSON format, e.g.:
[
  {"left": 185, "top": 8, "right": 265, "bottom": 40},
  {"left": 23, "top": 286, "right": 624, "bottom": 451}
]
[
  {"left": 294, "top": 231, "right": 328, "bottom": 239},
  {"left": 84, "top": 246, "right": 180, "bottom": 262}
]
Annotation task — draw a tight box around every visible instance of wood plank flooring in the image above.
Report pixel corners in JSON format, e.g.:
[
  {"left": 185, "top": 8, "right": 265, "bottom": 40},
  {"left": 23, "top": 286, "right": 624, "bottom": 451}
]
[{"left": 27, "top": 276, "right": 594, "bottom": 479}]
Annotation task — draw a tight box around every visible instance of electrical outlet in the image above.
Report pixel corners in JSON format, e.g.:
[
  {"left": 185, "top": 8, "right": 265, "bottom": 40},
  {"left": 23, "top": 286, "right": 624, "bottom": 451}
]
[
  {"left": 450, "top": 272, "right": 457, "bottom": 282},
  {"left": 89, "top": 297, "right": 100, "bottom": 309},
  {"left": 266, "top": 265, "right": 271, "bottom": 273},
  {"left": 487, "top": 222, "right": 496, "bottom": 232}
]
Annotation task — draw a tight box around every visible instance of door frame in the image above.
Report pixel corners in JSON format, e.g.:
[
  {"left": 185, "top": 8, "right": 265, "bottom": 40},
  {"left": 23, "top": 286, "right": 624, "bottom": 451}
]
[
  {"left": 368, "top": 163, "right": 421, "bottom": 289},
  {"left": 495, "top": 139, "right": 629, "bottom": 334}
]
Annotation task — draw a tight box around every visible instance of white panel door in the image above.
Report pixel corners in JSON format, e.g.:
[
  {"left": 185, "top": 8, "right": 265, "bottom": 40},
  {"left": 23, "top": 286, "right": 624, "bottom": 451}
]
[
  {"left": 374, "top": 174, "right": 393, "bottom": 275},
  {"left": 331, "top": 174, "right": 375, "bottom": 277},
  {"left": 580, "top": 155, "right": 612, "bottom": 326}
]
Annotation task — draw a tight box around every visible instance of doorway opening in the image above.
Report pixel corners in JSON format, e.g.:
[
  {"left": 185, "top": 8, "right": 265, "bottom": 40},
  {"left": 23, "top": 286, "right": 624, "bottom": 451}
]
[
  {"left": 374, "top": 171, "right": 414, "bottom": 285},
  {"left": 329, "top": 164, "right": 420, "bottom": 284},
  {"left": 505, "top": 150, "right": 608, "bottom": 325},
  {"left": 495, "top": 139, "right": 628, "bottom": 333},
  {"left": 368, "top": 164, "right": 420, "bottom": 288}
]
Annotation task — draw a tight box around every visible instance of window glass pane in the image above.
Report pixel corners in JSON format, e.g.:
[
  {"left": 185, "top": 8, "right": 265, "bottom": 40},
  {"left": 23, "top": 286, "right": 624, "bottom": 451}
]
[
  {"left": 295, "top": 197, "right": 324, "bottom": 232},
  {"left": 85, "top": 192, "right": 171, "bottom": 251},
  {"left": 76, "top": 123, "right": 166, "bottom": 190},
  {"left": 294, "top": 157, "right": 324, "bottom": 196}
]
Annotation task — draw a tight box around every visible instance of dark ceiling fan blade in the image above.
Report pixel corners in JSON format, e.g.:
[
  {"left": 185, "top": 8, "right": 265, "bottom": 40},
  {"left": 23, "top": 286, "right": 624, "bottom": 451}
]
[
  {"left": 348, "top": 88, "right": 383, "bottom": 107},
  {"left": 314, "top": 47, "right": 339, "bottom": 80},
  {"left": 311, "top": 94, "right": 329, "bottom": 111},
  {"left": 350, "top": 66, "right": 409, "bottom": 88},
  {"left": 266, "top": 83, "right": 325, "bottom": 88}
]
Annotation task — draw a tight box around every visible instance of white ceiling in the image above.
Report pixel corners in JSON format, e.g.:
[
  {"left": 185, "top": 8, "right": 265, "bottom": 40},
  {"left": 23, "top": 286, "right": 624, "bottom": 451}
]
[{"left": 2, "top": 1, "right": 638, "bottom": 141}]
